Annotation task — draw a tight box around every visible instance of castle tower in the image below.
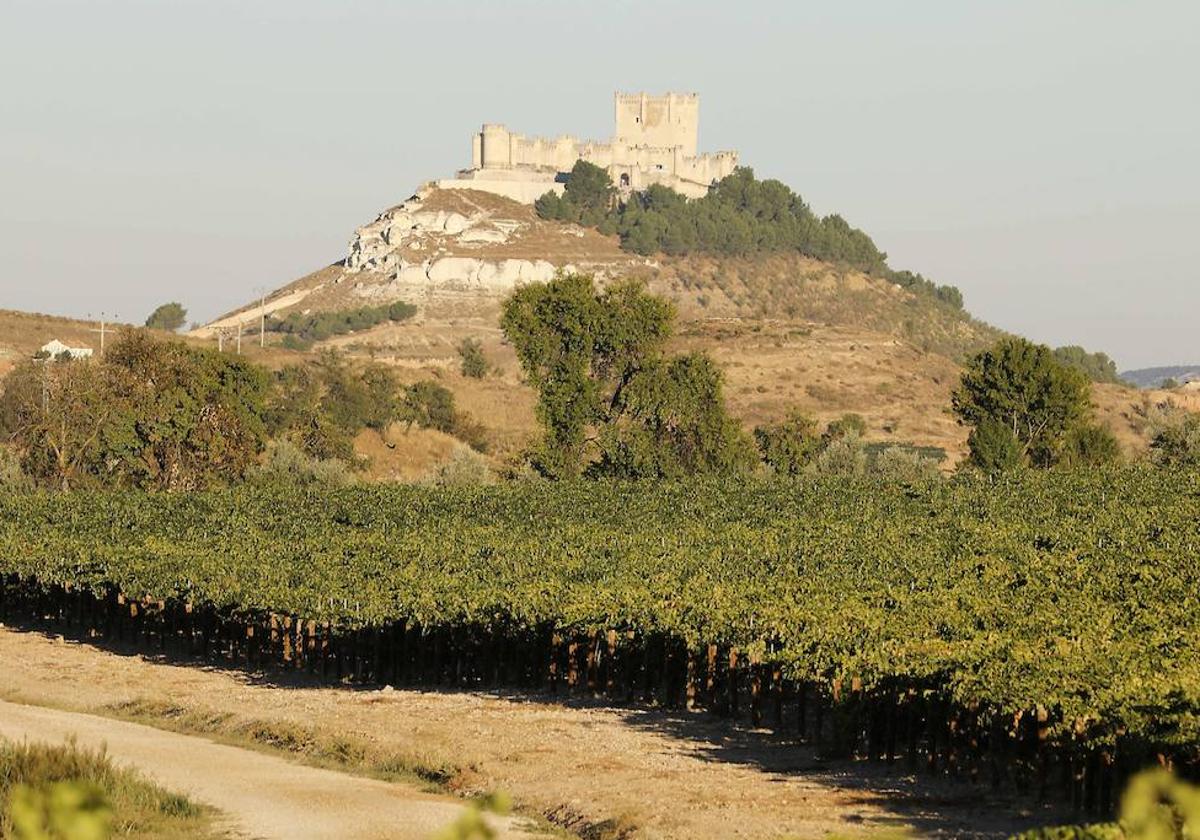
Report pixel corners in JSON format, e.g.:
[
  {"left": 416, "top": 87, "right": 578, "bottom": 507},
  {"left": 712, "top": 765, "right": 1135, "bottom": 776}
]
[{"left": 613, "top": 92, "right": 699, "bottom": 158}]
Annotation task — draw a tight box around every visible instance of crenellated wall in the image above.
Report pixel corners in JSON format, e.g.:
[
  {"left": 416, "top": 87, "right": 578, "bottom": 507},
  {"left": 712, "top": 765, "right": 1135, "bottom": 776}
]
[{"left": 444, "top": 92, "right": 737, "bottom": 203}]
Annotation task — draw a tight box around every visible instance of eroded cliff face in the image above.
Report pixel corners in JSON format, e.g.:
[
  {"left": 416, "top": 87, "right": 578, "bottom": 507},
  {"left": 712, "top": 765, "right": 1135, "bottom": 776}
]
[{"left": 339, "top": 188, "right": 633, "bottom": 307}]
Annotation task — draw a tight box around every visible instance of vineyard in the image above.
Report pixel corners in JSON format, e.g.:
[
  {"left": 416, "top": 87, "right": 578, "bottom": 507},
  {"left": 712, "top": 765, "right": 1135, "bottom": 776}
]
[{"left": 1, "top": 469, "right": 1198, "bottom": 823}]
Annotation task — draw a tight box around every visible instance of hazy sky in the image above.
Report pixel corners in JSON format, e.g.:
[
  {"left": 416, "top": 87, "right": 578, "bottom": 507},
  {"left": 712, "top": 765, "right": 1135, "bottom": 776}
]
[{"left": 1, "top": 1, "right": 1196, "bottom": 369}]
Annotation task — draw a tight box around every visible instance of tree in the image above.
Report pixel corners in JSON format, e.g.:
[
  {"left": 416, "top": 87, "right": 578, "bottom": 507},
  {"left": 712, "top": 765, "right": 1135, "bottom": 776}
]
[
  {"left": 562, "top": 160, "right": 615, "bottom": 213},
  {"left": 596, "top": 352, "right": 755, "bottom": 478},
  {"left": 952, "top": 337, "right": 1091, "bottom": 468},
  {"left": 501, "top": 273, "right": 749, "bottom": 478},
  {"left": 144, "top": 302, "right": 187, "bottom": 332},
  {"left": 1052, "top": 345, "right": 1123, "bottom": 384},
  {"left": 754, "top": 411, "right": 822, "bottom": 475},
  {"left": 1059, "top": 423, "right": 1120, "bottom": 467},
  {"left": 966, "top": 419, "right": 1024, "bottom": 473},
  {"left": 458, "top": 338, "right": 489, "bottom": 379}
]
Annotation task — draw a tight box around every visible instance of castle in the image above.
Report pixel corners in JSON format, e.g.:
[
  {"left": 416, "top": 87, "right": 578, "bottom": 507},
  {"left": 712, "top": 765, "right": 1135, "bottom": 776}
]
[{"left": 436, "top": 92, "right": 738, "bottom": 204}]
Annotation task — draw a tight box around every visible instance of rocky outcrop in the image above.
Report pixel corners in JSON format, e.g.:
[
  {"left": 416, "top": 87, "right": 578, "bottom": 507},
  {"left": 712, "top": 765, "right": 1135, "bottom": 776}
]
[
  {"left": 351, "top": 257, "right": 564, "bottom": 301},
  {"left": 345, "top": 193, "right": 524, "bottom": 275}
]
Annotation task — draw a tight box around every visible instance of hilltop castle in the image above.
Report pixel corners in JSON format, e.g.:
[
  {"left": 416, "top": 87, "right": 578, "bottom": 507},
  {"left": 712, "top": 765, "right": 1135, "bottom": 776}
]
[{"left": 437, "top": 92, "right": 738, "bottom": 204}]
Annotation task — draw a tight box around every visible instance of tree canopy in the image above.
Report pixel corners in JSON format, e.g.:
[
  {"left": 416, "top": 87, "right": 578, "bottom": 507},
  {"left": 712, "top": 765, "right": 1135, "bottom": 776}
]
[
  {"left": 144, "top": 302, "right": 187, "bottom": 332},
  {"left": 501, "top": 273, "right": 751, "bottom": 478},
  {"left": 535, "top": 166, "right": 965, "bottom": 310},
  {"left": 952, "top": 337, "right": 1111, "bottom": 470}
]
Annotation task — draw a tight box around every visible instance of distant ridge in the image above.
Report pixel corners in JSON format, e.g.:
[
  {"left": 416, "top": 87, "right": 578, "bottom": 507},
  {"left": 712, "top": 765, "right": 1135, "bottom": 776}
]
[{"left": 1120, "top": 365, "right": 1200, "bottom": 389}]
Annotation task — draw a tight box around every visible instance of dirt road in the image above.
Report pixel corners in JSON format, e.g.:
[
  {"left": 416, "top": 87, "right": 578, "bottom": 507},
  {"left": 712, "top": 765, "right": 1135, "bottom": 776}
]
[
  {"left": 0, "top": 628, "right": 1067, "bottom": 838},
  {"left": 0, "top": 699, "right": 537, "bottom": 840}
]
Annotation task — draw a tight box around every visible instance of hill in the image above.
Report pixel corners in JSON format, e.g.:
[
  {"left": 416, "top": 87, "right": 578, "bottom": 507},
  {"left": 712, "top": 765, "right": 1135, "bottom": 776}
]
[
  {"left": 191, "top": 186, "right": 1183, "bottom": 468},
  {"left": 1120, "top": 365, "right": 1200, "bottom": 389}
]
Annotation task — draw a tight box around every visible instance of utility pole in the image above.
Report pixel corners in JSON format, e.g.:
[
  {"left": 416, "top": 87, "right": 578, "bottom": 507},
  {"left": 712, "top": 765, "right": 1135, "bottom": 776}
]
[
  {"left": 259, "top": 288, "right": 267, "bottom": 348},
  {"left": 87, "top": 314, "right": 109, "bottom": 357},
  {"left": 217, "top": 329, "right": 224, "bottom": 353},
  {"left": 236, "top": 321, "right": 242, "bottom": 355}
]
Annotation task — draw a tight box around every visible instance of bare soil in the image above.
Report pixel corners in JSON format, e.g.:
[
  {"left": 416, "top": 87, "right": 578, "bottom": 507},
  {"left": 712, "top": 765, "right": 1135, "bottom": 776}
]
[
  {"left": 0, "top": 627, "right": 1069, "bottom": 839},
  {"left": 0, "top": 699, "right": 536, "bottom": 840}
]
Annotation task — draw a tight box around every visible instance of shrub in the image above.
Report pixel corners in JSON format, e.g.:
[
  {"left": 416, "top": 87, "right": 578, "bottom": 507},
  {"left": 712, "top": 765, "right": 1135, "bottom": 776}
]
[
  {"left": 1144, "top": 402, "right": 1200, "bottom": 467},
  {"left": 267, "top": 301, "right": 417, "bottom": 343},
  {"left": 423, "top": 446, "right": 495, "bottom": 487},
  {"left": 457, "top": 338, "right": 489, "bottom": 379},
  {"left": 248, "top": 440, "right": 356, "bottom": 487},
  {"left": 812, "top": 433, "right": 867, "bottom": 477},
  {"left": 754, "top": 411, "right": 821, "bottom": 475},
  {"left": 0, "top": 446, "right": 31, "bottom": 491},
  {"left": 872, "top": 446, "right": 942, "bottom": 482}
]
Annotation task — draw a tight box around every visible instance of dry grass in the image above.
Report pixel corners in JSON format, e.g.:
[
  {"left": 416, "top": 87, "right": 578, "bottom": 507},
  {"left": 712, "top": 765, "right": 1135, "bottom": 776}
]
[{"left": 0, "top": 738, "right": 217, "bottom": 839}]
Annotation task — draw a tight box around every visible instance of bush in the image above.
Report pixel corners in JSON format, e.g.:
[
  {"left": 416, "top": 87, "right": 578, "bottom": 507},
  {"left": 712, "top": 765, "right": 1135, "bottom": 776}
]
[
  {"left": 248, "top": 441, "right": 356, "bottom": 487},
  {"left": 754, "top": 411, "right": 821, "bottom": 475},
  {"left": 871, "top": 446, "right": 942, "bottom": 482},
  {"left": 1060, "top": 423, "right": 1121, "bottom": 468},
  {"left": 457, "top": 338, "right": 489, "bottom": 379},
  {"left": 1144, "top": 402, "right": 1200, "bottom": 467},
  {"left": 967, "top": 419, "right": 1024, "bottom": 473},
  {"left": 422, "top": 446, "right": 495, "bottom": 488},
  {"left": 812, "top": 433, "right": 867, "bottom": 477},
  {"left": 267, "top": 301, "right": 417, "bottom": 343}
]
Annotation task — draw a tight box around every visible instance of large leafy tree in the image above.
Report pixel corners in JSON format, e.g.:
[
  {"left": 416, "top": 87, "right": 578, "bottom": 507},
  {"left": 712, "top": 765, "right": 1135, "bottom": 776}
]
[
  {"left": 952, "top": 337, "right": 1093, "bottom": 469},
  {"left": 501, "top": 273, "right": 750, "bottom": 478}
]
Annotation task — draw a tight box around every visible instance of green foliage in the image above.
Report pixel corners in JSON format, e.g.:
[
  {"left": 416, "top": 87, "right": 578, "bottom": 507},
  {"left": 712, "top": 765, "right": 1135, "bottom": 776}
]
[
  {"left": 871, "top": 445, "right": 942, "bottom": 482},
  {"left": 953, "top": 337, "right": 1092, "bottom": 469},
  {"left": 596, "top": 352, "right": 756, "bottom": 478},
  {"left": 267, "top": 301, "right": 416, "bottom": 342},
  {"left": 423, "top": 446, "right": 495, "bottom": 488},
  {"left": 1060, "top": 423, "right": 1121, "bottom": 468},
  {"left": 967, "top": 419, "right": 1025, "bottom": 473},
  {"left": 1, "top": 740, "right": 207, "bottom": 840},
  {"left": 812, "top": 432, "right": 867, "bottom": 477},
  {"left": 457, "top": 338, "right": 489, "bottom": 379},
  {"left": 3, "top": 468, "right": 1200, "bottom": 773},
  {"left": 432, "top": 791, "right": 512, "bottom": 840},
  {"left": 535, "top": 166, "right": 963, "bottom": 308},
  {"left": 0, "top": 331, "right": 269, "bottom": 490},
  {"left": 889, "top": 270, "right": 964, "bottom": 310},
  {"left": 144, "top": 302, "right": 187, "bottom": 332},
  {"left": 8, "top": 781, "right": 111, "bottom": 840},
  {"left": 248, "top": 440, "right": 355, "bottom": 488},
  {"left": 562, "top": 160, "right": 615, "bottom": 213},
  {"left": 502, "top": 274, "right": 747, "bottom": 478},
  {"left": 1012, "top": 768, "right": 1200, "bottom": 840},
  {"left": 0, "top": 445, "right": 33, "bottom": 491},
  {"left": 1053, "top": 345, "right": 1124, "bottom": 385},
  {"left": 754, "top": 411, "right": 822, "bottom": 475}
]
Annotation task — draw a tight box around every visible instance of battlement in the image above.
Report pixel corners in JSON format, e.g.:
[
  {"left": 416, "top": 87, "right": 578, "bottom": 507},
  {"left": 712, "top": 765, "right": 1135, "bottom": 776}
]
[{"left": 447, "top": 92, "right": 737, "bottom": 204}]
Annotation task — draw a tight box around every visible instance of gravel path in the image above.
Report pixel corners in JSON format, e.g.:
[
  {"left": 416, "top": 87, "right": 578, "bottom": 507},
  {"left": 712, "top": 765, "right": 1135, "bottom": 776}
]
[{"left": 0, "top": 699, "right": 538, "bottom": 840}]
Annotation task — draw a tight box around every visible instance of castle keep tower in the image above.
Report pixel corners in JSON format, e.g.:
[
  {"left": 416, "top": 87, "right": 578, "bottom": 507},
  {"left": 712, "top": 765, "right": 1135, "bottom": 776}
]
[
  {"left": 438, "top": 92, "right": 738, "bottom": 204},
  {"left": 614, "top": 92, "right": 699, "bottom": 158}
]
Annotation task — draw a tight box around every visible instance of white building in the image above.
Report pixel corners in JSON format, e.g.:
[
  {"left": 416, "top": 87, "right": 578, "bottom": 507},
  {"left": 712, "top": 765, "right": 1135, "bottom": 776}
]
[{"left": 39, "top": 339, "right": 93, "bottom": 360}]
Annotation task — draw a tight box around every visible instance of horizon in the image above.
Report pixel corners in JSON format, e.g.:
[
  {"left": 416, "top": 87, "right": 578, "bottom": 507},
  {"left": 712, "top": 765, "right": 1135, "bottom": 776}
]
[{"left": 1, "top": 1, "right": 1197, "bottom": 369}]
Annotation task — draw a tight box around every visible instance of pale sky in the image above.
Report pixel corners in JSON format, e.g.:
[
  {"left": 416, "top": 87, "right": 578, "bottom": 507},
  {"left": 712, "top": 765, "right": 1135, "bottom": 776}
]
[{"left": 1, "top": 1, "right": 1196, "bottom": 369}]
